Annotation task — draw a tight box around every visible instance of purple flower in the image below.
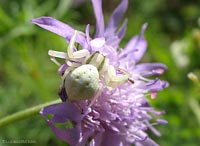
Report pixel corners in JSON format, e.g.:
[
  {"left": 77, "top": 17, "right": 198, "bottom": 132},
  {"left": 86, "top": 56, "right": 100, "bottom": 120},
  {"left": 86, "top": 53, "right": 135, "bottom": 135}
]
[{"left": 32, "top": 0, "right": 169, "bottom": 145}]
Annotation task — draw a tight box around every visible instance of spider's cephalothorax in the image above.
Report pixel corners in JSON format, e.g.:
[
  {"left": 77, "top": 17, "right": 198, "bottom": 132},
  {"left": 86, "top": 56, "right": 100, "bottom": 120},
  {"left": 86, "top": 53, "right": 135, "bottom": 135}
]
[{"left": 48, "top": 30, "right": 131, "bottom": 105}]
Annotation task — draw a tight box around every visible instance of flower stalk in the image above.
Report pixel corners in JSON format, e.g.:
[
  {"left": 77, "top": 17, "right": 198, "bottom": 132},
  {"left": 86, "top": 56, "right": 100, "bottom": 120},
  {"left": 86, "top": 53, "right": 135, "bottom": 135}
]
[{"left": 0, "top": 99, "right": 61, "bottom": 127}]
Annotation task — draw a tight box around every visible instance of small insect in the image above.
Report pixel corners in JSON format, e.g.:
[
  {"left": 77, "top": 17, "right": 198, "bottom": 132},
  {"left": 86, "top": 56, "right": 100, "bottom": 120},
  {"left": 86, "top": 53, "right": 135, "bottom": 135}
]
[{"left": 48, "top": 30, "right": 132, "bottom": 106}]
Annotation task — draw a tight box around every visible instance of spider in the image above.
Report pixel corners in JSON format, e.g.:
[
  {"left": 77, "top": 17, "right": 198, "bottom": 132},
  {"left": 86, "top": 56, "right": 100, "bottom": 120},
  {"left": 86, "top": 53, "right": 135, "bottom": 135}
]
[{"left": 48, "top": 30, "right": 132, "bottom": 107}]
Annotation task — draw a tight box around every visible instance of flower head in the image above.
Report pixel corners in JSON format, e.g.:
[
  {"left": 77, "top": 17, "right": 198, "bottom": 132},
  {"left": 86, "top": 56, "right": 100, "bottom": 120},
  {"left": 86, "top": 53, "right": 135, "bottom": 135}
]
[{"left": 32, "top": 0, "right": 169, "bottom": 145}]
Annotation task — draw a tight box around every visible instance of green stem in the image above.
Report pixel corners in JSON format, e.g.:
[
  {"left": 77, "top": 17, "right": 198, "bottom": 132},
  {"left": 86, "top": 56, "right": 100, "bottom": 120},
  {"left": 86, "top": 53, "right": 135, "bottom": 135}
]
[{"left": 0, "top": 99, "right": 61, "bottom": 128}]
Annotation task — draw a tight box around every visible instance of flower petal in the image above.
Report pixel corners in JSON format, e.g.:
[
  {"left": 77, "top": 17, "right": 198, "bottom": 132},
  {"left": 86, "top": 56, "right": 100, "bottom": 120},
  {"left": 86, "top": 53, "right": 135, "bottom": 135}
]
[
  {"left": 90, "top": 37, "right": 106, "bottom": 50},
  {"left": 119, "top": 23, "right": 148, "bottom": 63},
  {"left": 58, "top": 87, "right": 68, "bottom": 102},
  {"left": 135, "top": 63, "right": 167, "bottom": 76},
  {"left": 32, "top": 17, "right": 74, "bottom": 38},
  {"left": 58, "top": 64, "right": 68, "bottom": 75},
  {"left": 135, "top": 137, "right": 159, "bottom": 146},
  {"left": 85, "top": 24, "right": 92, "bottom": 52},
  {"left": 117, "top": 19, "right": 128, "bottom": 41},
  {"left": 105, "top": 19, "right": 128, "bottom": 49},
  {"left": 76, "top": 128, "right": 96, "bottom": 146},
  {"left": 31, "top": 17, "right": 87, "bottom": 47},
  {"left": 105, "top": 0, "right": 128, "bottom": 37},
  {"left": 91, "top": 0, "right": 105, "bottom": 38},
  {"left": 93, "top": 131, "right": 124, "bottom": 146},
  {"left": 40, "top": 102, "right": 83, "bottom": 145},
  {"left": 146, "top": 78, "right": 169, "bottom": 91},
  {"left": 49, "top": 122, "right": 82, "bottom": 146}
]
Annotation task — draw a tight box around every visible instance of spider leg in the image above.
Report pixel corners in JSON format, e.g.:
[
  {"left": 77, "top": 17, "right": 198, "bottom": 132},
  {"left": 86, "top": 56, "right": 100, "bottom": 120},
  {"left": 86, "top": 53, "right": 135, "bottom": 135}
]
[
  {"left": 48, "top": 30, "right": 89, "bottom": 66},
  {"left": 48, "top": 50, "right": 67, "bottom": 66},
  {"left": 105, "top": 65, "right": 131, "bottom": 87},
  {"left": 72, "top": 49, "right": 90, "bottom": 59},
  {"left": 60, "top": 67, "right": 74, "bottom": 89},
  {"left": 67, "top": 30, "right": 89, "bottom": 59},
  {"left": 88, "top": 84, "right": 103, "bottom": 108},
  {"left": 67, "top": 30, "right": 78, "bottom": 58}
]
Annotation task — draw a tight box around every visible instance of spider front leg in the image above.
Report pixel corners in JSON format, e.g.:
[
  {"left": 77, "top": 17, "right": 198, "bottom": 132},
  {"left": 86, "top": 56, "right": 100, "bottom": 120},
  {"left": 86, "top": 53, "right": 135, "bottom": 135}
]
[
  {"left": 48, "top": 50, "right": 66, "bottom": 66},
  {"left": 105, "top": 65, "right": 131, "bottom": 87},
  {"left": 48, "top": 30, "right": 90, "bottom": 66},
  {"left": 67, "top": 30, "right": 90, "bottom": 59}
]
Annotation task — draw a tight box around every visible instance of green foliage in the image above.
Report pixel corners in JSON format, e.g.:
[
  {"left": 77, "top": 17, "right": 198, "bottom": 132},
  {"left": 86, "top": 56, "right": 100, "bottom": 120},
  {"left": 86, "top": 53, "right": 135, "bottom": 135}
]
[{"left": 0, "top": 0, "right": 200, "bottom": 145}]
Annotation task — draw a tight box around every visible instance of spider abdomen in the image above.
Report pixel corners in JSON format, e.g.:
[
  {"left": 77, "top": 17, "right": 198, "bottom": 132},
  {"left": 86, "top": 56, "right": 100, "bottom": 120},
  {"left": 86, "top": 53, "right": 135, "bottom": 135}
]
[{"left": 65, "top": 64, "right": 99, "bottom": 101}]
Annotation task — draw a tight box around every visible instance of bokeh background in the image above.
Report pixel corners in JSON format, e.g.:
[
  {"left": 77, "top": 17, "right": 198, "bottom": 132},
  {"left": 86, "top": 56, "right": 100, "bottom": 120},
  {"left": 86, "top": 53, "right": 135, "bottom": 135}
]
[{"left": 0, "top": 0, "right": 200, "bottom": 145}]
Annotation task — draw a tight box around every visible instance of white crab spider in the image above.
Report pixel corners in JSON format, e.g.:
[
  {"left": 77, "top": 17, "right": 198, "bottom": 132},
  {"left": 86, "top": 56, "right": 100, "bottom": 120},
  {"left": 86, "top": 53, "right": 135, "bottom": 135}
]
[{"left": 48, "top": 30, "right": 131, "bottom": 106}]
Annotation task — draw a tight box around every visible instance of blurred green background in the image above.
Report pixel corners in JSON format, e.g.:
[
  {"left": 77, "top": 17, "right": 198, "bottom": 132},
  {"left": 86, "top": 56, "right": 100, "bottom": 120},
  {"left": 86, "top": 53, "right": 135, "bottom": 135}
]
[{"left": 0, "top": 0, "right": 200, "bottom": 145}]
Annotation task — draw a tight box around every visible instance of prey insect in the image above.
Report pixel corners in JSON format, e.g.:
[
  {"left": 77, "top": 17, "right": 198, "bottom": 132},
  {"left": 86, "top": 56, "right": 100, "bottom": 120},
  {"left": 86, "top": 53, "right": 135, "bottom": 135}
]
[{"left": 48, "top": 30, "right": 132, "bottom": 107}]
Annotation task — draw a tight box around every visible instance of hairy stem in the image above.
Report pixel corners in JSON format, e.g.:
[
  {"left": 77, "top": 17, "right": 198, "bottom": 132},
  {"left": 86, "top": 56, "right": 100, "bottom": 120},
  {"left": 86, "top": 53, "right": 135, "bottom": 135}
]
[{"left": 0, "top": 99, "right": 61, "bottom": 127}]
